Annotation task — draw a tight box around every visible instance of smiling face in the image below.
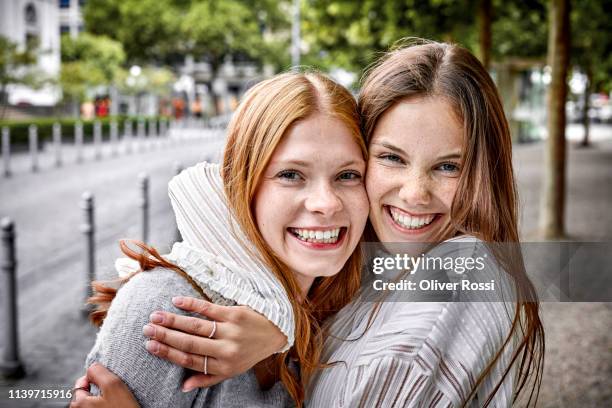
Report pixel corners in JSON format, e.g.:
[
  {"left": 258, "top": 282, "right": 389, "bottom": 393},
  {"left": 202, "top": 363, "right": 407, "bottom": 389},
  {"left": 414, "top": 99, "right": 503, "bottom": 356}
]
[
  {"left": 366, "top": 97, "right": 464, "bottom": 244},
  {"left": 253, "top": 113, "right": 369, "bottom": 294}
]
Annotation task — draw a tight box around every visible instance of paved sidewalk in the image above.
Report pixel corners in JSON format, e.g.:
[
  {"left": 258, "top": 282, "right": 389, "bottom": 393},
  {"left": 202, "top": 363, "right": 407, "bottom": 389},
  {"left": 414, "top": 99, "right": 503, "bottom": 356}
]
[
  {"left": 0, "top": 128, "right": 226, "bottom": 407},
  {"left": 0, "top": 129, "right": 611, "bottom": 407}
]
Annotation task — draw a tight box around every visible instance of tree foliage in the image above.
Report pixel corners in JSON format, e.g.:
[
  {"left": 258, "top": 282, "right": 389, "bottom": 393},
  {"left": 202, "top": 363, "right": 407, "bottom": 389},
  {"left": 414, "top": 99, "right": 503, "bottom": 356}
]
[
  {"left": 83, "top": 0, "right": 182, "bottom": 64},
  {"left": 83, "top": 0, "right": 290, "bottom": 68},
  {"left": 59, "top": 33, "right": 126, "bottom": 103},
  {"left": 0, "top": 35, "right": 39, "bottom": 119}
]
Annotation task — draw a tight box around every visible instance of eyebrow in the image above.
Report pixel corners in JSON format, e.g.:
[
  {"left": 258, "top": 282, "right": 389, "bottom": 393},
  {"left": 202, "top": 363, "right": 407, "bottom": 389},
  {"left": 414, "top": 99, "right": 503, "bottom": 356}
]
[
  {"left": 372, "top": 142, "right": 462, "bottom": 161},
  {"left": 272, "top": 159, "right": 363, "bottom": 168}
]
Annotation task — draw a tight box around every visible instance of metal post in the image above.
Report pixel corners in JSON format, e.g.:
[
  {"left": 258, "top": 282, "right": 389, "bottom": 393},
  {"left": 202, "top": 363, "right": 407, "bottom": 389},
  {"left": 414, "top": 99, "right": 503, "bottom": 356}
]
[
  {"left": 137, "top": 119, "right": 145, "bottom": 152},
  {"left": 148, "top": 119, "right": 157, "bottom": 150},
  {"left": 160, "top": 118, "right": 167, "bottom": 137},
  {"left": 28, "top": 124, "right": 38, "bottom": 173},
  {"left": 124, "top": 120, "right": 133, "bottom": 154},
  {"left": 2, "top": 127, "right": 10, "bottom": 177},
  {"left": 291, "top": 0, "right": 301, "bottom": 68},
  {"left": 75, "top": 121, "right": 83, "bottom": 163},
  {"left": 173, "top": 162, "right": 183, "bottom": 243},
  {"left": 0, "top": 218, "right": 25, "bottom": 378},
  {"left": 53, "top": 122, "right": 62, "bottom": 167},
  {"left": 110, "top": 120, "right": 118, "bottom": 157},
  {"left": 80, "top": 192, "right": 95, "bottom": 313},
  {"left": 139, "top": 173, "right": 149, "bottom": 243},
  {"left": 93, "top": 120, "right": 102, "bottom": 160}
]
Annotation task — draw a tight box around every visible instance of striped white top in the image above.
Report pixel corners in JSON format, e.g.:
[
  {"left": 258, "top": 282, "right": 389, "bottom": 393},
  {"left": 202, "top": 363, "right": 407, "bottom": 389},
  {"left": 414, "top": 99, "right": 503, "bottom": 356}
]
[
  {"left": 167, "top": 162, "right": 295, "bottom": 351},
  {"left": 307, "top": 237, "right": 518, "bottom": 407},
  {"left": 140, "top": 161, "right": 518, "bottom": 405}
]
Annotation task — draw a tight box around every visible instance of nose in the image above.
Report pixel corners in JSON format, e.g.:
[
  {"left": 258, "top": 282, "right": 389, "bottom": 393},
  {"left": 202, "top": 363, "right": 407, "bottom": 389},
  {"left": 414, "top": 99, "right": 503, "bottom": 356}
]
[
  {"left": 398, "top": 173, "right": 431, "bottom": 206},
  {"left": 304, "top": 181, "right": 343, "bottom": 216}
]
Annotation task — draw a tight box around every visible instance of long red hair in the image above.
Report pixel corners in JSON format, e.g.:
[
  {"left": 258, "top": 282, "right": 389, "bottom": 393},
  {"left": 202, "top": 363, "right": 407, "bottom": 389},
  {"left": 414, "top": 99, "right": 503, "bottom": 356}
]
[{"left": 88, "top": 71, "right": 366, "bottom": 407}]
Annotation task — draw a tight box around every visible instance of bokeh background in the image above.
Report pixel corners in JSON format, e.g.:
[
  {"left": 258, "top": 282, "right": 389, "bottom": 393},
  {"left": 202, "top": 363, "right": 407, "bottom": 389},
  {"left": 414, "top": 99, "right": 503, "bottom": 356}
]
[{"left": 0, "top": 0, "right": 611, "bottom": 406}]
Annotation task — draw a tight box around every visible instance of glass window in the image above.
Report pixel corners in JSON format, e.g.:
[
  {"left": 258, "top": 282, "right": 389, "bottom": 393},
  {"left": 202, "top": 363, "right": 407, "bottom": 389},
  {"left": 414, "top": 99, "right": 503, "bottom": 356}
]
[
  {"left": 60, "top": 25, "right": 70, "bottom": 35},
  {"left": 59, "top": 0, "right": 70, "bottom": 8},
  {"left": 25, "top": 4, "right": 37, "bottom": 25}
]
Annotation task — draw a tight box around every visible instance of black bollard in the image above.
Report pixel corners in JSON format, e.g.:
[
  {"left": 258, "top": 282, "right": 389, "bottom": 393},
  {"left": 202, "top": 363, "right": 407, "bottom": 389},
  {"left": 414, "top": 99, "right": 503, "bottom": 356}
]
[
  {"left": 80, "top": 192, "right": 95, "bottom": 314},
  {"left": 75, "top": 121, "right": 83, "bottom": 164},
  {"left": 0, "top": 218, "right": 25, "bottom": 378},
  {"left": 139, "top": 173, "right": 149, "bottom": 243},
  {"left": 53, "top": 122, "right": 62, "bottom": 167},
  {"left": 28, "top": 124, "right": 38, "bottom": 173},
  {"left": 2, "top": 126, "right": 10, "bottom": 177},
  {"left": 110, "top": 120, "right": 118, "bottom": 157},
  {"left": 93, "top": 120, "right": 102, "bottom": 160}
]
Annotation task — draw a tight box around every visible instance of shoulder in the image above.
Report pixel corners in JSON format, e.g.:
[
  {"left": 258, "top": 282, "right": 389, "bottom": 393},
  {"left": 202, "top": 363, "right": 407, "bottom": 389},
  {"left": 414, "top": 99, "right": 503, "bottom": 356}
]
[
  {"left": 92, "top": 267, "right": 204, "bottom": 347},
  {"left": 110, "top": 267, "right": 202, "bottom": 316}
]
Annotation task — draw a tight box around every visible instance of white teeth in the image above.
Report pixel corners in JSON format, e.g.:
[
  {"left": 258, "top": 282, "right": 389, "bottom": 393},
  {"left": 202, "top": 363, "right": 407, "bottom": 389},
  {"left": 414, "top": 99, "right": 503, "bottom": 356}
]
[
  {"left": 290, "top": 228, "right": 342, "bottom": 244},
  {"left": 388, "top": 207, "right": 436, "bottom": 230}
]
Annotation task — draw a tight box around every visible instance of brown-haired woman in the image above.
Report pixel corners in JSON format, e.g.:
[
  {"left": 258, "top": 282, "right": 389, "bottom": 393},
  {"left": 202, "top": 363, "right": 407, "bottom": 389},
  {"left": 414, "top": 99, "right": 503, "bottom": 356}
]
[
  {"left": 76, "top": 40, "right": 545, "bottom": 407},
  {"left": 70, "top": 71, "right": 370, "bottom": 407}
]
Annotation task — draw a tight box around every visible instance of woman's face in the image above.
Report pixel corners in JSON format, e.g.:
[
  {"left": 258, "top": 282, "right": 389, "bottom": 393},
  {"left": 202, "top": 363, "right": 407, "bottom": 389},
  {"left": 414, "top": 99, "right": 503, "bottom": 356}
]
[
  {"left": 254, "top": 113, "right": 369, "bottom": 294},
  {"left": 366, "top": 97, "right": 464, "bottom": 244}
]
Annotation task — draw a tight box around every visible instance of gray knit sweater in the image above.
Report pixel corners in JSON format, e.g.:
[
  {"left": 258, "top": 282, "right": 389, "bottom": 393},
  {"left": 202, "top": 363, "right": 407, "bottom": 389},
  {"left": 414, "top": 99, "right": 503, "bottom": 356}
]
[{"left": 85, "top": 268, "right": 295, "bottom": 407}]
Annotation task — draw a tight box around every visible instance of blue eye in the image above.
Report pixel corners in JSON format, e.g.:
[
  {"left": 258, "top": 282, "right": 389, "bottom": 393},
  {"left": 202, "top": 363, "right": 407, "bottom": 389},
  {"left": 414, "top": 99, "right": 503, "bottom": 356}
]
[
  {"left": 276, "top": 170, "right": 303, "bottom": 181},
  {"left": 379, "top": 154, "right": 404, "bottom": 163},
  {"left": 438, "top": 162, "right": 460, "bottom": 173},
  {"left": 338, "top": 171, "right": 362, "bottom": 181}
]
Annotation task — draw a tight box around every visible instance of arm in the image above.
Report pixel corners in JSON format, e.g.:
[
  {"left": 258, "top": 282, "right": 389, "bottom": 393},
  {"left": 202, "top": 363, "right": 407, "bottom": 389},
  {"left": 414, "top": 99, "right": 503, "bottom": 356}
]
[
  {"left": 84, "top": 269, "right": 205, "bottom": 407},
  {"left": 142, "top": 296, "right": 287, "bottom": 391}
]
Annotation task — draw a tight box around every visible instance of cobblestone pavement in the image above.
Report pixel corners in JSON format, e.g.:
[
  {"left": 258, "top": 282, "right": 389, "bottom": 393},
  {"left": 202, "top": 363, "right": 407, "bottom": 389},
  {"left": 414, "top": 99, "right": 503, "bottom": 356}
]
[{"left": 0, "top": 126, "right": 611, "bottom": 407}]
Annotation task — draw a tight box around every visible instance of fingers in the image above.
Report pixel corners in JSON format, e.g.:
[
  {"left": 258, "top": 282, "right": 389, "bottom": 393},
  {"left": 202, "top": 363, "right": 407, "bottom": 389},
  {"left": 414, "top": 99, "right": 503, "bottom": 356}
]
[
  {"left": 172, "top": 296, "right": 242, "bottom": 322},
  {"left": 182, "top": 373, "right": 226, "bottom": 392},
  {"left": 74, "top": 375, "right": 89, "bottom": 389},
  {"left": 86, "top": 363, "right": 123, "bottom": 395},
  {"left": 143, "top": 323, "right": 224, "bottom": 356},
  {"left": 71, "top": 376, "right": 92, "bottom": 406},
  {"left": 149, "top": 311, "right": 219, "bottom": 338},
  {"left": 145, "top": 340, "right": 224, "bottom": 374}
]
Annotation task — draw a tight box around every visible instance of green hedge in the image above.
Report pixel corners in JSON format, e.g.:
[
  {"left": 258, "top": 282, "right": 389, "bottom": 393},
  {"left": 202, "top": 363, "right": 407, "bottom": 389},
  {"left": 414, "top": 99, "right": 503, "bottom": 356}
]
[{"left": 0, "top": 116, "right": 169, "bottom": 146}]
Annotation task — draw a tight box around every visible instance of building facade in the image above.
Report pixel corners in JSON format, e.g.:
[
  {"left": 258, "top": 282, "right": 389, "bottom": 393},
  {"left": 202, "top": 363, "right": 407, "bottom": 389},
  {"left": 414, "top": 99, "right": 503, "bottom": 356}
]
[{"left": 0, "top": 0, "right": 61, "bottom": 107}]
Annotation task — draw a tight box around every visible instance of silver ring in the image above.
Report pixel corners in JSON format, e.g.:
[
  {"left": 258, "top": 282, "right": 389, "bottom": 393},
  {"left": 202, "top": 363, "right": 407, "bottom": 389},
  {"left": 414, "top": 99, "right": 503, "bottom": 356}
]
[
  {"left": 204, "top": 355, "right": 208, "bottom": 375},
  {"left": 208, "top": 320, "right": 216, "bottom": 338}
]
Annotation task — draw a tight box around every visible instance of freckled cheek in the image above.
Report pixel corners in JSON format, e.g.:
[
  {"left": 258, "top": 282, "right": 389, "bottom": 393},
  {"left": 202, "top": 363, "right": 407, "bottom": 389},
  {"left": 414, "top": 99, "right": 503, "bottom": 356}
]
[
  {"left": 435, "top": 180, "right": 460, "bottom": 212},
  {"left": 366, "top": 168, "right": 400, "bottom": 209},
  {"left": 339, "top": 188, "right": 369, "bottom": 239}
]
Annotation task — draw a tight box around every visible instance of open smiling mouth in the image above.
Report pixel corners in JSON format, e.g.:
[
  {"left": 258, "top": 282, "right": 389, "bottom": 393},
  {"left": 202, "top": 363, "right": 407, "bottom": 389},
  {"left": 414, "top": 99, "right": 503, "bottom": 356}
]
[
  {"left": 288, "top": 227, "right": 348, "bottom": 247},
  {"left": 385, "top": 205, "right": 441, "bottom": 232}
]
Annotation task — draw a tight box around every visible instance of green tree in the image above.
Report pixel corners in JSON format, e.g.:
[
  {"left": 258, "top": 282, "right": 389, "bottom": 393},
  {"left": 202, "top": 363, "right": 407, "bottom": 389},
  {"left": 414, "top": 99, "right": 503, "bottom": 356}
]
[
  {"left": 301, "top": 0, "right": 478, "bottom": 75},
  {"left": 182, "top": 0, "right": 286, "bottom": 113},
  {"left": 83, "top": 0, "right": 182, "bottom": 64},
  {"left": 0, "top": 35, "right": 39, "bottom": 119},
  {"left": 59, "top": 33, "right": 126, "bottom": 115},
  {"left": 540, "top": 0, "right": 570, "bottom": 239}
]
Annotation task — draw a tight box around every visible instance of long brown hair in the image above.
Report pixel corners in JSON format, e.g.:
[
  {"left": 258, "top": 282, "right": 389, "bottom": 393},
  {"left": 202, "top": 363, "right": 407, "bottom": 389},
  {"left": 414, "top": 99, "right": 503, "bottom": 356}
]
[
  {"left": 88, "top": 71, "right": 366, "bottom": 407},
  {"left": 358, "top": 39, "right": 544, "bottom": 406}
]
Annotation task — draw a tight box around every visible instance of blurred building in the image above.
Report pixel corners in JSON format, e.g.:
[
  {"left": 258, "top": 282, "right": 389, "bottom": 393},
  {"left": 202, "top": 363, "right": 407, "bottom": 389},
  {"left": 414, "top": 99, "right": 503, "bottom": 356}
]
[
  {"left": 0, "top": 0, "right": 61, "bottom": 110},
  {"left": 178, "top": 55, "right": 273, "bottom": 116},
  {"left": 58, "top": 0, "right": 84, "bottom": 38}
]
